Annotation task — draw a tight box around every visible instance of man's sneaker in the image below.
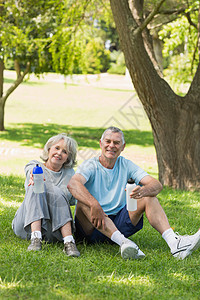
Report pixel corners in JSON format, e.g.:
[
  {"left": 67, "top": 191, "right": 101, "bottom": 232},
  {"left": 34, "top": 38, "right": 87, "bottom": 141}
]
[
  {"left": 172, "top": 230, "right": 200, "bottom": 259},
  {"left": 121, "top": 240, "right": 145, "bottom": 260},
  {"left": 136, "top": 248, "right": 146, "bottom": 259},
  {"left": 63, "top": 242, "right": 80, "bottom": 257},
  {"left": 27, "top": 238, "right": 42, "bottom": 251}
]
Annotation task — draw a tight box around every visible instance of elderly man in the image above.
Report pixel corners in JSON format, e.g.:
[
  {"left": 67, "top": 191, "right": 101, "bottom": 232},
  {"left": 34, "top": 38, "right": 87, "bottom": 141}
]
[{"left": 68, "top": 126, "right": 200, "bottom": 259}]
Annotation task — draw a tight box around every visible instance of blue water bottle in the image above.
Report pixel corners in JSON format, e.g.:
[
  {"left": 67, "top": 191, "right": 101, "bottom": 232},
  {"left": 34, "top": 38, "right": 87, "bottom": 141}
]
[{"left": 32, "top": 164, "right": 44, "bottom": 194}]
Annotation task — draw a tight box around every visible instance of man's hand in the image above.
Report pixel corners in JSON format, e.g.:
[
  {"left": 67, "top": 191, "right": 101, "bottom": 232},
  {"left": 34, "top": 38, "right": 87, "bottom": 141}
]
[
  {"left": 130, "top": 185, "right": 144, "bottom": 198},
  {"left": 90, "top": 202, "right": 107, "bottom": 230},
  {"left": 68, "top": 173, "right": 108, "bottom": 230},
  {"left": 129, "top": 175, "right": 163, "bottom": 199}
]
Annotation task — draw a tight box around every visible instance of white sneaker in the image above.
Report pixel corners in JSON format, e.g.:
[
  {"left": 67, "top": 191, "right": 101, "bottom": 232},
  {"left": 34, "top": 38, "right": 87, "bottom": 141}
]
[
  {"left": 120, "top": 240, "right": 145, "bottom": 260},
  {"left": 136, "top": 248, "right": 146, "bottom": 259},
  {"left": 172, "top": 230, "right": 200, "bottom": 259}
]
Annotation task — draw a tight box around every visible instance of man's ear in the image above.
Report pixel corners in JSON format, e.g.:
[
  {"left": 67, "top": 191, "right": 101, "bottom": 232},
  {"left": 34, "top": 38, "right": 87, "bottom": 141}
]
[
  {"left": 99, "top": 139, "right": 102, "bottom": 148},
  {"left": 122, "top": 143, "right": 126, "bottom": 151}
]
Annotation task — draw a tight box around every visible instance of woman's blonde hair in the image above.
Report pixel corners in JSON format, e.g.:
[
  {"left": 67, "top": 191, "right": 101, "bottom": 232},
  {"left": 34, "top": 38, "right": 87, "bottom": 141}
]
[{"left": 40, "top": 133, "right": 77, "bottom": 168}]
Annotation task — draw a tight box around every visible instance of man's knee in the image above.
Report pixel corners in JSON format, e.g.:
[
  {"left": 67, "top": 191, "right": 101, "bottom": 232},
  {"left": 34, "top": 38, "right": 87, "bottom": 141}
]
[
  {"left": 139, "top": 196, "right": 159, "bottom": 206},
  {"left": 129, "top": 196, "right": 158, "bottom": 225},
  {"left": 144, "top": 196, "right": 161, "bottom": 207},
  {"left": 76, "top": 201, "right": 90, "bottom": 217},
  {"left": 75, "top": 201, "right": 94, "bottom": 232}
]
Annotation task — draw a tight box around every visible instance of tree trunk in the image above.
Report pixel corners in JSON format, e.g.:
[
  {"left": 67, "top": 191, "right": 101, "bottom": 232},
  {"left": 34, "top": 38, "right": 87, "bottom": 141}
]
[
  {"left": 0, "top": 59, "right": 5, "bottom": 131},
  {"left": 0, "top": 61, "right": 30, "bottom": 131},
  {"left": 0, "top": 100, "right": 5, "bottom": 131},
  {"left": 110, "top": 0, "right": 200, "bottom": 190},
  {"left": 0, "top": 59, "right": 3, "bottom": 97}
]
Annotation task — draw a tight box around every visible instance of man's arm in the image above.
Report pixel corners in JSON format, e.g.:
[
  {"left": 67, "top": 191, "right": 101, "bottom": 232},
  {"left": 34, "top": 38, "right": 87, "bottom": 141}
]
[
  {"left": 130, "top": 175, "right": 163, "bottom": 199},
  {"left": 67, "top": 174, "right": 106, "bottom": 229}
]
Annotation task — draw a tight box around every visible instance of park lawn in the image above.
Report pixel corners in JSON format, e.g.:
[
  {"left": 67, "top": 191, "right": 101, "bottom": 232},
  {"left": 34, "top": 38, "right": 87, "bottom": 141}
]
[
  {"left": 1, "top": 71, "right": 155, "bottom": 176},
  {"left": 0, "top": 72, "right": 200, "bottom": 299},
  {"left": 0, "top": 175, "right": 200, "bottom": 300}
]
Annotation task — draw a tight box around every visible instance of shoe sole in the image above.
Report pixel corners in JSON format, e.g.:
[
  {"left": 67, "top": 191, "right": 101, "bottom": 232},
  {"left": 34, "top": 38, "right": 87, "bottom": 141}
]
[
  {"left": 27, "top": 247, "right": 41, "bottom": 251},
  {"left": 121, "top": 245, "right": 138, "bottom": 260},
  {"left": 63, "top": 249, "right": 80, "bottom": 257},
  {"left": 136, "top": 252, "right": 146, "bottom": 259}
]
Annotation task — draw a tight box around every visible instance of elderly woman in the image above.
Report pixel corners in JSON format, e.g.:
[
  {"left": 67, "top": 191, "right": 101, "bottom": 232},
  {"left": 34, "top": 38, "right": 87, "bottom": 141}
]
[{"left": 12, "top": 133, "right": 80, "bottom": 257}]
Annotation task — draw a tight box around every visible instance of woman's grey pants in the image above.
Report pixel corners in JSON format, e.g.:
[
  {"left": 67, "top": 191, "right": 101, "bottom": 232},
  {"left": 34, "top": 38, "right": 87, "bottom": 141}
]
[{"left": 12, "top": 185, "right": 74, "bottom": 242}]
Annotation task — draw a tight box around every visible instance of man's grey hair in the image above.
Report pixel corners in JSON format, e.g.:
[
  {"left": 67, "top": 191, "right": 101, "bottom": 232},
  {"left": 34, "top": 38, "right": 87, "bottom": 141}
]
[
  {"left": 100, "top": 126, "right": 125, "bottom": 144},
  {"left": 40, "top": 133, "right": 77, "bottom": 168}
]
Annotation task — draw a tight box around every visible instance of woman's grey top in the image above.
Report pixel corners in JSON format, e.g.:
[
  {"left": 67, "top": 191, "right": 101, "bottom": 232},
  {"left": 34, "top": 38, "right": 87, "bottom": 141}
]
[{"left": 25, "top": 160, "right": 75, "bottom": 205}]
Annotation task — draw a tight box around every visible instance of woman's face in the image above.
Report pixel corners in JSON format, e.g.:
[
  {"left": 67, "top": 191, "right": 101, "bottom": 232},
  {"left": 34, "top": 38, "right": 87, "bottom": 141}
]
[{"left": 47, "top": 139, "right": 68, "bottom": 171}]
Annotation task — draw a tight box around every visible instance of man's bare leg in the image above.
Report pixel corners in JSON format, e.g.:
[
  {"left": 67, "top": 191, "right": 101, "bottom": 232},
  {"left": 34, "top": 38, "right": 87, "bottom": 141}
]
[
  {"left": 75, "top": 201, "right": 145, "bottom": 260},
  {"left": 128, "top": 196, "right": 170, "bottom": 235},
  {"left": 75, "top": 201, "right": 117, "bottom": 238},
  {"left": 128, "top": 196, "right": 200, "bottom": 259}
]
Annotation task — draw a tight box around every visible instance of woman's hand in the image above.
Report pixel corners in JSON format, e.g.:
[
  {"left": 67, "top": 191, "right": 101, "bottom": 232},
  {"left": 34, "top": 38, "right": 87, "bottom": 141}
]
[
  {"left": 28, "top": 171, "right": 45, "bottom": 186},
  {"left": 28, "top": 171, "right": 34, "bottom": 186}
]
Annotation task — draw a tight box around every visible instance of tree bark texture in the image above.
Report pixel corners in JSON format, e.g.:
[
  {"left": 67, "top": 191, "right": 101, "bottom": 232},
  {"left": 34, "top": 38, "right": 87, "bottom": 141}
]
[
  {"left": 0, "top": 101, "right": 5, "bottom": 131},
  {"left": 110, "top": 0, "right": 200, "bottom": 190},
  {"left": 0, "top": 59, "right": 5, "bottom": 131}
]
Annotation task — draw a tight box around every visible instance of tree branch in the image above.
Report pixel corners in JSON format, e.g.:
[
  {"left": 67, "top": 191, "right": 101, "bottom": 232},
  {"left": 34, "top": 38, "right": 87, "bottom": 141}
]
[
  {"left": 2, "top": 62, "right": 30, "bottom": 105},
  {"left": 137, "top": 0, "right": 166, "bottom": 33},
  {"left": 0, "top": 60, "right": 4, "bottom": 98},
  {"left": 185, "top": 12, "right": 197, "bottom": 29},
  {"left": 14, "top": 59, "right": 21, "bottom": 78},
  {"left": 191, "top": 39, "right": 198, "bottom": 75},
  {"left": 159, "top": 7, "right": 186, "bottom": 15}
]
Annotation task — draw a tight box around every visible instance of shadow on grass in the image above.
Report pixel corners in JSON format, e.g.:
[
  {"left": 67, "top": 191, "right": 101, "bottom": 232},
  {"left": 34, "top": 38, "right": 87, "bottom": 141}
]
[
  {"left": 4, "top": 77, "right": 46, "bottom": 86},
  {"left": 4, "top": 76, "right": 78, "bottom": 86},
  {"left": 0, "top": 123, "right": 154, "bottom": 149}
]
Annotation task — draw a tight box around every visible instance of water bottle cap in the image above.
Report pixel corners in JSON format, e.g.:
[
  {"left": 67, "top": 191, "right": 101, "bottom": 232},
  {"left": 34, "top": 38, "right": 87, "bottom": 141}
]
[
  {"left": 127, "top": 178, "right": 135, "bottom": 184},
  {"left": 33, "top": 164, "right": 43, "bottom": 174}
]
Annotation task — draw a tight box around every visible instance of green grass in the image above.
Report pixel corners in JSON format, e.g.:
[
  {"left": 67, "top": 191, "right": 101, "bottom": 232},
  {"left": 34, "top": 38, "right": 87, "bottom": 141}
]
[
  {"left": 0, "top": 72, "right": 200, "bottom": 299},
  {"left": 0, "top": 175, "right": 200, "bottom": 299},
  {"left": 4, "top": 72, "right": 150, "bottom": 130}
]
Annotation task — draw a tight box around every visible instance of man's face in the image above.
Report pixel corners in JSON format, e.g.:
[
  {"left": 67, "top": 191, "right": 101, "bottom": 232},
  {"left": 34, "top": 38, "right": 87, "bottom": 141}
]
[{"left": 100, "top": 131, "right": 125, "bottom": 161}]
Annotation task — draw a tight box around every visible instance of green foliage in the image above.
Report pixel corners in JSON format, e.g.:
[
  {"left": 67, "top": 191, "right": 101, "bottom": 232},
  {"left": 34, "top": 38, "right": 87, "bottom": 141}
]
[
  {"left": 84, "top": 38, "right": 110, "bottom": 74},
  {"left": 163, "top": 54, "right": 193, "bottom": 94},
  {"left": 108, "top": 51, "right": 126, "bottom": 75},
  {"left": 0, "top": 0, "right": 115, "bottom": 76},
  {"left": 159, "top": 12, "right": 198, "bottom": 85},
  {"left": 0, "top": 0, "right": 59, "bottom": 73},
  {"left": 49, "top": 1, "right": 115, "bottom": 75}
]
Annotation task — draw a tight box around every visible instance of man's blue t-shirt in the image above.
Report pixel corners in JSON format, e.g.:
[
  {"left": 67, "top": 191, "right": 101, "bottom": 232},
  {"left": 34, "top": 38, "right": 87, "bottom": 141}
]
[{"left": 76, "top": 156, "right": 148, "bottom": 215}]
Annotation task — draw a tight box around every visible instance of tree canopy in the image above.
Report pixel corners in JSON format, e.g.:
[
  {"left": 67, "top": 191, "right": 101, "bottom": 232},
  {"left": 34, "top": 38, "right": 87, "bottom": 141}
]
[
  {"left": 0, "top": 0, "right": 200, "bottom": 190},
  {"left": 0, "top": 0, "right": 113, "bottom": 130}
]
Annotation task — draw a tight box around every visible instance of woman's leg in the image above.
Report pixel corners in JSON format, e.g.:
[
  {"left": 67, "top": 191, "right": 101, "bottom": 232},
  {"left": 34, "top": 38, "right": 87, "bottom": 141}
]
[
  {"left": 31, "top": 220, "right": 41, "bottom": 232},
  {"left": 28, "top": 220, "right": 42, "bottom": 251},
  {"left": 61, "top": 222, "right": 80, "bottom": 257}
]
